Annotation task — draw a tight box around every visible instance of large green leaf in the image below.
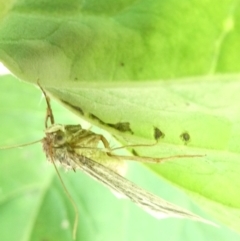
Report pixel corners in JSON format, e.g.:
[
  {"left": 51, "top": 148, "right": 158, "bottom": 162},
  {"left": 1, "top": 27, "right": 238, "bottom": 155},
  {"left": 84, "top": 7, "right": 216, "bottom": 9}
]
[
  {"left": 0, "top": 0, "right": 239, "bottom": 82},
  {"left": 0, "top": 0, "right": 240, "bottom": 239},
  {"left": 0, "top": 75, "right": 239, "bottom": 241},
  {"left": 34, "top": 74, "right": 240, "bottom": 236}
]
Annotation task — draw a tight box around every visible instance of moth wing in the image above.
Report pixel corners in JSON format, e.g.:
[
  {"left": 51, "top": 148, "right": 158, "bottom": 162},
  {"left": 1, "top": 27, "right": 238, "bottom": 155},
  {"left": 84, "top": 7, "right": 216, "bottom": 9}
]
[{"left": 68, "top": 153, "right": 215, "bottom": 226}]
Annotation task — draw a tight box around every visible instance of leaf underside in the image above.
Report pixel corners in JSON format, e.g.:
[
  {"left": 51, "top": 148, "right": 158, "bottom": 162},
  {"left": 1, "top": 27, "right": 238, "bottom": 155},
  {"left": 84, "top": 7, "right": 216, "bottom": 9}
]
[{"left": 0, "top": 0, "right": 240, "bottom": 240}]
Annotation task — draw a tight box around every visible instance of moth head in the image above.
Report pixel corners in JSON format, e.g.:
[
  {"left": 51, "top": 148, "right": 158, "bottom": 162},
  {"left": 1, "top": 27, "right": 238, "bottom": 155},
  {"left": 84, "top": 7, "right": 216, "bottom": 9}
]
[
  {"left": 45, "top": 124, "right": 67, "bottom": 146},
  {"left": 45, "top": 124, "right": 83, "bottom": 147}
]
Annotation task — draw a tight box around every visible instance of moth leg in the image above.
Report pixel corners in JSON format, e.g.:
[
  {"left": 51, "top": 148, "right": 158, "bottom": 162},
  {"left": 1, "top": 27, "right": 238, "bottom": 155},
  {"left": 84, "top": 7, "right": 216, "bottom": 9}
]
[
  {"left": 100, "top": 136, "right": 199, "bottom": 163},
  {"left": 96, "top": 133, "right": 203, "bottom": 163},
  {"left": 110, "top": 126, "right": 165, "bottom": 152},
  {"left": 37, "top": 81, "right": 55, "bottom": 127},
  {"left": 110, "top": 141, "right": 158, "bottom": 152},
  {"left": 98, "top": 134, "right": 112, "bottom": 151},
  {"left": 108, "top": 153, "right": 204, "bottom": 163}
]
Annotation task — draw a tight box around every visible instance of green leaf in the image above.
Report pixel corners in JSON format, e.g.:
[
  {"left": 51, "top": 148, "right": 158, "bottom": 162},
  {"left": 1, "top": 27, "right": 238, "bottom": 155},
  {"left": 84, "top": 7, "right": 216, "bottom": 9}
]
[
  {"left": 0, "top": 0, "right": 239, "bottom": 81},
  {"left": 36, "top": 74, "right": 240, "bottom": 236},
  {"left": 1, "top": 0, "right": 240, "bottom": 238},
  {"left": 1, "top": 75, "right": 239, "bottom": 241}
]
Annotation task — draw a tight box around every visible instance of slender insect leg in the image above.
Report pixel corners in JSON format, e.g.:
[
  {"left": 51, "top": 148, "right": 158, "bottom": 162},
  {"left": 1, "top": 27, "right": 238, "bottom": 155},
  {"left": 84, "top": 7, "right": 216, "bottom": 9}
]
[
  {"left": 98, "top": 134, "right": 112, "bottom": 150},
  {"left": 108, "top": 153, "right": 204, "bottom": 163},
  {"left": 110, "top": 141, "right": 158, "bottom": 152},
  {"left": 37, "top": 81, "right": 55, "bottom": 127}
]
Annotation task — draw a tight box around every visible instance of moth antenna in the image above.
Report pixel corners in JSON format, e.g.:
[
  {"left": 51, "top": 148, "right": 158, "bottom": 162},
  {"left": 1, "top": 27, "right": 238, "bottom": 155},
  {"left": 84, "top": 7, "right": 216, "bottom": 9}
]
[
  {"left": 0, "top": 139, "right": 43, "bottom": 150},
  {"left": 52, "top": 160, "right": 79, "bottom": 240},
  {"left": 37, "top": 81, "right": 55, "bottom": 127}
]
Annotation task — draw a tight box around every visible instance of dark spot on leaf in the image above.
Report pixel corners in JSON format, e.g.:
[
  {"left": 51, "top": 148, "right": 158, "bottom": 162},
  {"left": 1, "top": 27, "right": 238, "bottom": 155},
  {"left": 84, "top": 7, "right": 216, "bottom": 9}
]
[
  {"left": 89, "top": 114, "right": 133, "bottom": 134},
  {"left": 89, "top": 113, "right": 105, "bottom": 124},
  {"left": 154, "top": 127, "right": 165, "bottom": 140},
  {"left": 132, "top": 149, "right": 139, "bottom": 156},
  {"left": 180, "top": 132, "right": 190, "bottom": 144},
  {"left": 120, "top": 62, "right": 125, "bottom": 66},
  {"left": 107, "top": 122, "right": 133, "bottom": 134},
  {"left": 60, "top": 100, "right": 84, "bottom": 116}
]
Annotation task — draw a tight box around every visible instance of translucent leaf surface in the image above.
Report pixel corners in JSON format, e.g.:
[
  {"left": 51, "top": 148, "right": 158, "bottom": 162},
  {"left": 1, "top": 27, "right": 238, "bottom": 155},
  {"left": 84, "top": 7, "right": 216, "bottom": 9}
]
[
  {"left": 0, "top": 0, "right": 240, "bottom": 238},
  {"left": 1, "top": 75, "right": 239, "bottom": 241}
]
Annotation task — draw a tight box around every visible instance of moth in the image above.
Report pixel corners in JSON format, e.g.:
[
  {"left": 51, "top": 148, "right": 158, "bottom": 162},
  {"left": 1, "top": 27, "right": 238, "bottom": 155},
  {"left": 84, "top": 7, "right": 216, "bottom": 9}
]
[{"left": 2, "top": 84, "right": 216, "bottom": 239}]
